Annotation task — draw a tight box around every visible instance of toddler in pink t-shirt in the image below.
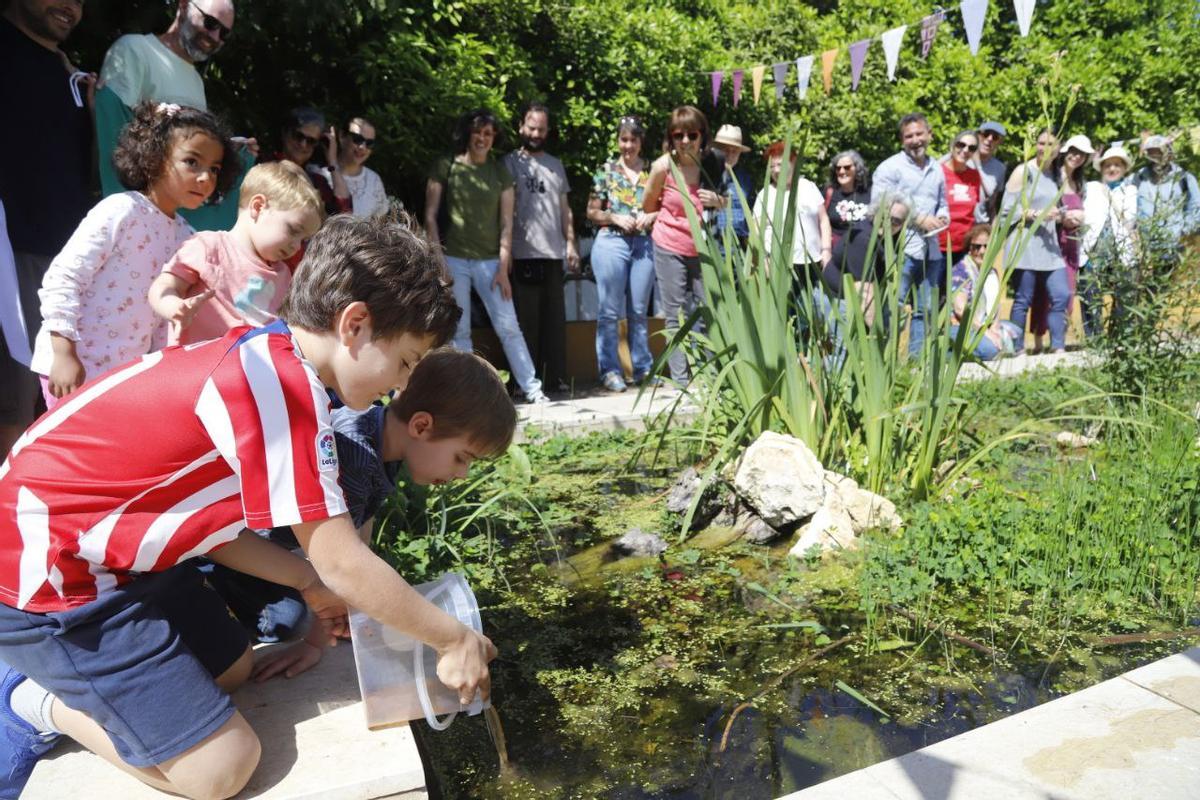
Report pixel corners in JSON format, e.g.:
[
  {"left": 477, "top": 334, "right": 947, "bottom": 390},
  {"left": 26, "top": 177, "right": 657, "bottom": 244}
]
[{"left": 150, "top": 161, "right": 325, "bottom": 345}]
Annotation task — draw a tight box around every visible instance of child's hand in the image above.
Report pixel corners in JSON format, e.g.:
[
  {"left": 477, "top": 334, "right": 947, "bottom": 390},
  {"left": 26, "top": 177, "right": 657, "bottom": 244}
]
[
  {"left": 299, "top": 579, "right": 349, "bottom": 644},
  {"left": 252, "top": 640, "right": 323, "bottom": 682},
  {"left": 48, "top": 350, "right": 86, "bottom": 398},
  {"left": 435, "top": 627, "right": 498, "bottom": 706},
  {"left": 166, "top": 289, "right": 215, "bottom": 336}
]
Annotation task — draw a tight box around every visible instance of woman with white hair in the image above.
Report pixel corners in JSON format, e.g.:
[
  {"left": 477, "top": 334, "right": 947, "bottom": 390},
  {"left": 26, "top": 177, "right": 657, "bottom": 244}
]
[
  {"left": 1079, "top": 145, "right": 1139, "bottom": 336},
  {"left": 1134, "top": 134, "right": 1200, "bottom": 269}
]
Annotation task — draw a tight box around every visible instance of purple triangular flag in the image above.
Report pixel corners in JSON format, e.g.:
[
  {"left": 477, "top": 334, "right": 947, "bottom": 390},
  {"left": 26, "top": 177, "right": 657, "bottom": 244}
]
[
  {"left": 961, "top": 0, "right": 989, "bottom": 55},
  {"left": 921, "top": 11, "right": 945, "bottom": 59},
  {"left": 772, "top": 62, "right": 789, "bottom": 101},
  {"left": 848, "top": 38, "right": 871, "bottom": 91},
  {"left": 711, "top": 71, "right": 723, "bottom": 107},
  {"left": 732, "top": 69, "right": 744, "bottom": 108}
]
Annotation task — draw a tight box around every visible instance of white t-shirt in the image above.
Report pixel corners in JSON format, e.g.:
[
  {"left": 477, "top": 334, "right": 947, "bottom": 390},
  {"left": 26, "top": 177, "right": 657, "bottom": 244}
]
[
  {"left": 753, "top": 178, "right": 826, "bottom": 265},
  {"left": 99, "top": 34, "right": 207, "bottom": 110},
  {"left": 314, "top": 165, "right": 390, "bottom": 220}
]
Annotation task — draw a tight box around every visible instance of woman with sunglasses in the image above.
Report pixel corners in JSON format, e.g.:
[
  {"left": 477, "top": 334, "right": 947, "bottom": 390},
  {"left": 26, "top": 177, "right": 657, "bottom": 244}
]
[
  {"left": 642, "top": 105, "right": 723, "bottom": 385},
  {"left": 823, "top": 150, "right": 871, "bottom": 249},
  {"left": 940, "top": 131, "right": 984, "bottom": 265},
  {"left": 949, "top": 224, "right": 1022, "bottom": 360},
  {"left": 328, "top": 117, "right": 390, "bottom": 220},
  {"left": 1028, "top": 134, "right": 1092, "bottom": 352},
  {"left": 271, "top": 107, "right": 351, "bottom": 218},
  {"left": 586, "top": 115, "right": 657, "bottom": 393},
  {"left": 1002, "top": 130, "right": 1069, "bottom": 355}
]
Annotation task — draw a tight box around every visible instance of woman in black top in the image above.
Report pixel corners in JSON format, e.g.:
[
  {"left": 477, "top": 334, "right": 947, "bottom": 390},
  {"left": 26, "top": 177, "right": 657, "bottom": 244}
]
[{"left": 823, "top": 150, "right": 871, "bottom": 248}]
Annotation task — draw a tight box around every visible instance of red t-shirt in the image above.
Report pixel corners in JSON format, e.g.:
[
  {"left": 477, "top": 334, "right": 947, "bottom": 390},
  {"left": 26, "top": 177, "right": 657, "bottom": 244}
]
[
  {"left": 0, "top": 321, "right": 347, "bottom": 613},
  {"left": 941, "top": 164, "right": 982, "bottom": 253}
]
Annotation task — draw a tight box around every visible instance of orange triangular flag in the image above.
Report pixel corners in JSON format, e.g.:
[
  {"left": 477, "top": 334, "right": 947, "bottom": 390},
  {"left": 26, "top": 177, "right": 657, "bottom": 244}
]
[
  {"left": 751, "top": 65, "right": 766, "bottom": 104},
  {"left": 821, "top": 48, "right": 838, "bottom": 95}
]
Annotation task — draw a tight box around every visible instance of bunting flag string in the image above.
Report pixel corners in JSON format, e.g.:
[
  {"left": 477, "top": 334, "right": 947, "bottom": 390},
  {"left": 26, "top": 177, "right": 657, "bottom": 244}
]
[
  {"left": 795, "top": 56, "right": 814, "bottom": 100},
  {"left": 700, "top": 1, "right": 1024, "bottom": 106},
  {"left": 848, "top": 39, "right": 871, "bottom": 91},
  {"left": 880, "top": 25, "right": 907, "bottom": 81},
  {"left": 920, "top": 11, "right": 945, "bottom": 59},
  {"left": 772, "top": 62, "right": 789, "bottom": 101},
  {"left": 751, "top": 65, "right": 766, "bottom": 104},
  {"left": 1013, "top": 0, "right": 1035, "bottom": 36},
  {"left": 960, "top": 0, "right": 988, "bottom": 56},
  {"left": 821, "top": 49, "right": 838, "bottom": 95}
]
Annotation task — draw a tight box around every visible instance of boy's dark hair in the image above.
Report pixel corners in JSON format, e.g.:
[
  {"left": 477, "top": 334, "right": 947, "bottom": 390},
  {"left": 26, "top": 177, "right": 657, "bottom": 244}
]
[
  {"left": 452, "top": 109, "right": 503, "bottom": 155},
  {"left": 113, "top": 102, "right": 239, "bottom": 203},
  {"left": 390, "top": 349, "right": 517, "bottom": 457},
  {"left": 282, "top": 215, "right": 461, "bottom": 345}
]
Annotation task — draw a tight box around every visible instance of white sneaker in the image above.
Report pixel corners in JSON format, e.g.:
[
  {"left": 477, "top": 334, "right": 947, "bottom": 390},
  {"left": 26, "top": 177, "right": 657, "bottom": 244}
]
[
  {"left": 601, "top": 372, "right": 627, "bottom": 393},
  {"left": 523, "top": 389, "right": 550, "bottom": 405}
]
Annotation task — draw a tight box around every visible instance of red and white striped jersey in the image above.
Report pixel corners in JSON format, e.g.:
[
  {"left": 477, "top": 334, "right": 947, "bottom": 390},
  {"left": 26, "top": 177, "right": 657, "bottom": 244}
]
[{"left": 0, "top": 320, "right": 347, "bottom": 613}]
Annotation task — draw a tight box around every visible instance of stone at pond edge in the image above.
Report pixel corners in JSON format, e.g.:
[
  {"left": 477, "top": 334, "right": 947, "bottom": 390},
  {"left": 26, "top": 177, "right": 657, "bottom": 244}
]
[
  {"left": 823, "top": 470, "right": 902, "bottom": 534},
  {"left": 735, "top": 510, "right": 785, "bottom": 544},
  {"left": 733, "top": 431, "right": 826, "bottom": 528},
  {"left": 665, "top": 466, "right": 728, "bottom": 529},
  {"left": 789, "top": 506, "right": 858, "bottom": 557},
  {"left": 612, "top": 528, "right": 669, "bottom": 557},
  {"left": 1055, "top": 430, "right": 1097, "bottom": 449}
]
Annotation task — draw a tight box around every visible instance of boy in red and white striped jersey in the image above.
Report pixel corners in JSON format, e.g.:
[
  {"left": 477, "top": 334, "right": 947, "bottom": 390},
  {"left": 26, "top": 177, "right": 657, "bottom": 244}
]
[{"left": 0, "top": 216, "right": 496, "bottom": 799}]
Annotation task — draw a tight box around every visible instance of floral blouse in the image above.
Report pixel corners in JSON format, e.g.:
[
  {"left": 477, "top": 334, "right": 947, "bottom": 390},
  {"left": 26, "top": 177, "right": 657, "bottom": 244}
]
[{"left": 591, "top": 159, "right": 650, "bottom": 221}]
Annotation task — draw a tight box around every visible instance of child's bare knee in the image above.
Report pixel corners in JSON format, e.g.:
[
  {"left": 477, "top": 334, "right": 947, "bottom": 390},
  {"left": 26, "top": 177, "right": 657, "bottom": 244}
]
[{"left": 160, "top": 713, "right": 261, "bottom": 800}]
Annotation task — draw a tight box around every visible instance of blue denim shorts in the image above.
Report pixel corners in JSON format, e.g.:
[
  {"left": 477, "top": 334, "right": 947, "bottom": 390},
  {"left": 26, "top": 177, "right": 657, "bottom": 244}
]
[{"left": 0, "top": 564, "right": 249, "bottom": 767}]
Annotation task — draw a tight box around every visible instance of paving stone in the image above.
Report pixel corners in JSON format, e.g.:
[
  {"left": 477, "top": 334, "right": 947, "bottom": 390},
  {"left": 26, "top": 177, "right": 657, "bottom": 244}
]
[
  {"left": 1120, "top": 646, "right": 1200, "bottom": 715},
  {"left": 26, "top": 644, "right": 427, "bottom": 800}
]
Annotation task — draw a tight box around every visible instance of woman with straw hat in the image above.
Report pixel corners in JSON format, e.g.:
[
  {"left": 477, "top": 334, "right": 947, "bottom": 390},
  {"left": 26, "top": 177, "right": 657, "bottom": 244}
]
[{"left": 1080, "top": 145, "right": 1138, "bottom": 335}]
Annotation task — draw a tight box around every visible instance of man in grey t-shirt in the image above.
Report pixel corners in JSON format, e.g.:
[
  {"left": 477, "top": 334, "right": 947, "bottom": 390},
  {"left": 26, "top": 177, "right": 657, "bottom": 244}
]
[
  {"left": 504, "top": 102, "right": 580, "bottom": 393},
  {"left": 974, "top": 121, "right": 1008, "bottom": 222}
]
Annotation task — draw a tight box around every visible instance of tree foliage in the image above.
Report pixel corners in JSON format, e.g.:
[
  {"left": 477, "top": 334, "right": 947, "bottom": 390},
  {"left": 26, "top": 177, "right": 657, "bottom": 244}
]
[{"left": 68, "top": 0, "right": 1200, "bottom": 214}]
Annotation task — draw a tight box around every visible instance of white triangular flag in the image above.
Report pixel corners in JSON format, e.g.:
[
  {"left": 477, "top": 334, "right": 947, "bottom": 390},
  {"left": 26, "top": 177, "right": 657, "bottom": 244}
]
[
  {"left": 1013, "top": 0, "right": 1035, "bottom": 36},
  {"left": 880, "top": 25, "right": 907, "bottom": 81},
  {"left": 961, "top": 0, "right": 989, "bottom": 56},
  {"left": 795, "top": 56, "right": 814, "bottom": 100}
]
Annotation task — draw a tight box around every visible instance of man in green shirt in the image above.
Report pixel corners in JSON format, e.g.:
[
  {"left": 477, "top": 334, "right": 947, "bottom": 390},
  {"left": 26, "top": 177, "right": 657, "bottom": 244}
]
[{"left": 94, "top": 0, "right": 254, "bottom": 231}]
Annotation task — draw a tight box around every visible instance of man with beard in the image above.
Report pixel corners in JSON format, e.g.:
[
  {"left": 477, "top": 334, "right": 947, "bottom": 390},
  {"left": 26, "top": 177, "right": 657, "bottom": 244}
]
[
  {"left": 973, "top": 121, "right": 1008, "bottom": 222},
  {"left": 871, "top": 112, "right": 949, "bottom": 355},
  {"left": 94, "top": 0, "right": 254, "bottom": 231},
  {"left": 503, "top": 102, "right": 580, "bottom": 394},
  {"left": 0, "top": 0, "right": 93, "bottom": 457}
]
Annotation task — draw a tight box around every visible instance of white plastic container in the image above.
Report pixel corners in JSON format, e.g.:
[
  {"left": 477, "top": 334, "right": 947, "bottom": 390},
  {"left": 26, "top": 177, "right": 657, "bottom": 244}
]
[{"left": 349, "top": 572, "right": 488, "bottom": 730}]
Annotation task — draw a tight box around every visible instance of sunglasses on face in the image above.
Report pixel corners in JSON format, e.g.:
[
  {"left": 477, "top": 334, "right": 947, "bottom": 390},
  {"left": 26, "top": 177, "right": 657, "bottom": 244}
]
[
  {"left": 954, "top": 141, "right": 979, "bottom": 153},
  {"left": 836, "top": 164, "right": 855, "bottom": 172},
  {"left": 290, "top": 130, "right": 320, "bottom": 148},
  {"left": 671, "top": 130, "right": 700, "bottom": 142},
  {"left": 979, "top": 131, "right": 1002, "bottom": 140},
  {"left": 348, "top": 131, "right": 376, "bottom": 149},
  {"left": 189, "top": 1, "right": 231, "bottom": 39},
  {"left": 889, "top": 216, "right": 907, "bottom": 226},
  {"left": 969, "top": 242, "right": 988, "bottom": 252}
]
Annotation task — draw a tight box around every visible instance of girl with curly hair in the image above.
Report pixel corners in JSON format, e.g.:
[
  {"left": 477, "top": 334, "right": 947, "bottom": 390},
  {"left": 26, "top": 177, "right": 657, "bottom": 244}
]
[{"left": 32, "top": 102, "right": 237, "bottom": 407}]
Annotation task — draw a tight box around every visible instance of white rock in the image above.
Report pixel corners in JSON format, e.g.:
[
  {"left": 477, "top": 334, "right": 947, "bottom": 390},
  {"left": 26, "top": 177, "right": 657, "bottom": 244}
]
[
  {"left": 839, "top": 485, "right": 903, "bottom": 534},
  {"left": 1055, "top": 431, "right": 1097, "bottom": 449},
  {"left": 733, "top": 431, "right": 825, "bottom": 528},
  {"left": 789, "top": 506, "right": 858, "bottom": 557}
]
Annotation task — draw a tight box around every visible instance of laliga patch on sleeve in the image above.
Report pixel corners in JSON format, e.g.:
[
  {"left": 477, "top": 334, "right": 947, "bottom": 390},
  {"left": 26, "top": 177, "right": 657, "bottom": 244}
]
[{"left": 316, "top": 430, "right": 339, "bottom": 472}]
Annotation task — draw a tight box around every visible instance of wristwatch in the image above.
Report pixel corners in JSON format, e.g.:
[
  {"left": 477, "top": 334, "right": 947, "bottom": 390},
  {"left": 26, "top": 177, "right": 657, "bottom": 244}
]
[{"left": 327, "top": 164, "right": 337, "bottom": 172}]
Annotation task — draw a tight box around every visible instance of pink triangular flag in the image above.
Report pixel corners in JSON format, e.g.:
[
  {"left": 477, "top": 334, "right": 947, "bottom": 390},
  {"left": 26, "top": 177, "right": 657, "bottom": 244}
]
[
  {"left": 921, "top": 11, "right": 945, "bottom": 58},
  {"left": 848, "top": 39, "right": 871, "bottom": 91},
  {"left": 880, "top": 25, "right": 907, "bottom": 81},
  {"left": 732, "top": 69, "right": 744, "bottom": 108},
  {"left": 961, "top": 0, "right": 988, "bottom": 55},
  {"left": 1013, "top": 0, "right": 1035, "bottom": 36},
  {"left": 751, "top": 65, "right": 765, "bottom": 105},
  {"left": 711, "top": 71, "right": 723, "bottom": 107},
  {"left": 795, "top": 56, "right": 814, "bottom": 100},
  {"left": 772, "top": 62, "right": 789, "bottom": 101}
]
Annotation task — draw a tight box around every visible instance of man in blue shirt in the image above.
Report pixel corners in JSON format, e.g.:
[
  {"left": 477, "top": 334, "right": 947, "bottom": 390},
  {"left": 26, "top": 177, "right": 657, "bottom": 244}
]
[
  {"left": 708, "top": 125, "right": 756, "bottom": 255},
  {"left": 871, "top": 113, "right": 949, "bottom": 356},
  {"left": 1135, "top": 134, "right": 1200, "bottom": 269}
]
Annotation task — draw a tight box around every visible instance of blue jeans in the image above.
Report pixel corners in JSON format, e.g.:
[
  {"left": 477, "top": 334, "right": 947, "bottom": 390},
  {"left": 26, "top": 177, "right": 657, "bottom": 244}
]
[
  {"left": 898, "top": 254, "right": 945, "bottom": 356},
  {"left": 1009, "top": 268, "right": 1069, "bottom": 352},
  {"left": 591, "top": 231, "right": 655, "bottom": 380},
  {"left": 446, "top": 255, "right": 542, "bottom": 397},
  {"left": 949, "top": 325, "right": 1002, "bottom": 361}
]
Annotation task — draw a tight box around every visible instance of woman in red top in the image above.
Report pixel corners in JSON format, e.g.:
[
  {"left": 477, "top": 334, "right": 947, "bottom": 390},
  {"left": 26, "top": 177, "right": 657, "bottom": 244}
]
[{"left": 940, "top": 130, "right": 983, "bottom": 266}]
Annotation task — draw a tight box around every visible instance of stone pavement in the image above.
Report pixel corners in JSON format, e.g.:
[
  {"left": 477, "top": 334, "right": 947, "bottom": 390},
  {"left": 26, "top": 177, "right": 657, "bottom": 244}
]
[
  {"left": 780, "top": 647, "right": 1200, "bottom": 799},
  {"left": 26, "top": 643, "right": 428, "bottom": 800}
]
